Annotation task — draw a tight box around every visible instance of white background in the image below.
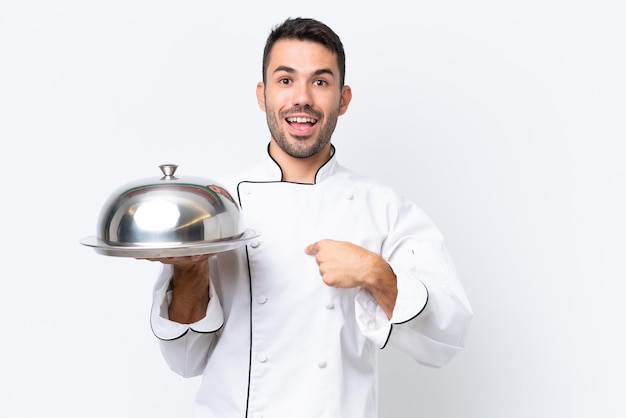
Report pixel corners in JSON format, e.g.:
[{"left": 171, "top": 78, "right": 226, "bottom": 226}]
[{"left": 1, "top": 1, "right": 625, "bottom": 417}]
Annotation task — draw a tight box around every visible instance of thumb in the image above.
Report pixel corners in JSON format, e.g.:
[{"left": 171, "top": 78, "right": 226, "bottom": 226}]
[{"left": 304, "top": 242, "right": 319, "bottom": 255}]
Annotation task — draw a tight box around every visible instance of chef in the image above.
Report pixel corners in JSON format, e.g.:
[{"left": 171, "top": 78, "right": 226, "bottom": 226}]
[{"left": 149, "top": 17, "right": 472, "bottom": 418}]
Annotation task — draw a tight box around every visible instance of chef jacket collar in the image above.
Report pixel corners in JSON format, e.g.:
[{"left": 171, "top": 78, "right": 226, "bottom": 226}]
[{"left": 264, "top": 143, "right": 338, "bottom": 184}]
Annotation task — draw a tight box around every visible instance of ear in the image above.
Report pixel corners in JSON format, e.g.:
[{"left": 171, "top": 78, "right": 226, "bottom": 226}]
[
  {"left": 338, "top": 85, "right": 352, "bottom": 116},
  {"left": 256, "top": 82, "right": 266, "bottom": 111}
]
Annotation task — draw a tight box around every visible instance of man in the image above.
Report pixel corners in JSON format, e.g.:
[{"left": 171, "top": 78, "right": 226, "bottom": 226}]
[{"left": 149, "top": 17, "right": 472, "bottom": 418}]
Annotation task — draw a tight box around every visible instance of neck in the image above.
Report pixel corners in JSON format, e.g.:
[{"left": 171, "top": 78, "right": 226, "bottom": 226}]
[{"left": 269, "top": 140, "right": 332, "bottom": 184}]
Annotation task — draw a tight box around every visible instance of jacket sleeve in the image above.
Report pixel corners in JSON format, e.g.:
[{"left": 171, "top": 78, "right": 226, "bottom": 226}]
[
  {"left": 150, "top": 263, "right": 224, "bottom": 377},
  {"left": 355, "top": 193, "right": 473, "bottom": 368}
]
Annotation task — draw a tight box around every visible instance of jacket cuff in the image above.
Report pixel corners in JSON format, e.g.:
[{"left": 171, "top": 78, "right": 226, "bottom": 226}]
[
  {"left": 150, "top": 265, "right": 224, "bottom": 341},
  {"left": 355, "top": 271, "right": 428, "bottom": 347},
  {"left": 391, "top": 270, "right": 429, "bottom": 324}
]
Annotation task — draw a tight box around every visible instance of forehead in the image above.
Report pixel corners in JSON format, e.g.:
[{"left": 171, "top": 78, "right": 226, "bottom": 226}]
[{"left": 267, "top": 39, "right": 338, "bottom": 74}]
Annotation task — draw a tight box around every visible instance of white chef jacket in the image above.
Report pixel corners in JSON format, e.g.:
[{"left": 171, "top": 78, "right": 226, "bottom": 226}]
[{"left": 151, "top": 147, "right": 473, "bottom": 418}]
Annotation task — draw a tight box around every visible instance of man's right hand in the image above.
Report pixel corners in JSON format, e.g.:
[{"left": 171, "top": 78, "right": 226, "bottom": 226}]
[{"left": 141, "top": 254, "right": 213, "bottom": 324}]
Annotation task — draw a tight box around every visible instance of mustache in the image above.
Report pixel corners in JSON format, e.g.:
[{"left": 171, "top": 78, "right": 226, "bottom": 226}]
[{"left": 281, "top": 106, "right": 322, "bottom": 120}]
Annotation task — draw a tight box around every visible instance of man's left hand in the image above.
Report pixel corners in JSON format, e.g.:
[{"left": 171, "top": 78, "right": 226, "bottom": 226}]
[{"left": 304, "top": 239, "right": 397, "bottom": 318}]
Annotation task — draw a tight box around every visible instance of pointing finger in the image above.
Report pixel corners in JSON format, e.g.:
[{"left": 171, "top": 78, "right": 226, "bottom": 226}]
[{"left": 304, "top": 242, "right": 319, "bottom": 255}]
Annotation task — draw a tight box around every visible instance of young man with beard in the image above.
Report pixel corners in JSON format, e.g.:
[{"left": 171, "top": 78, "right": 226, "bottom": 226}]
[{"left": 149, "top": 17, "right": 472, "bottom": 418}]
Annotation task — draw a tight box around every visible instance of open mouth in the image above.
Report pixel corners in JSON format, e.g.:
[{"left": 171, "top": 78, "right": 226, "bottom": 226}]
[{"left": 286, "top": 116, "right": 318, "bottom": 132}]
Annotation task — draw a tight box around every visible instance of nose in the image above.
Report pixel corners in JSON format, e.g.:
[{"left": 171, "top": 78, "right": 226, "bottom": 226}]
[{"left": 291, "top": 82, "right": 313, "bottom": 107}]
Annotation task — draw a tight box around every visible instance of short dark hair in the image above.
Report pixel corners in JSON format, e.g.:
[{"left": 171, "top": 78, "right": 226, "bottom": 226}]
[{"left": 262, "top": 17, "right": 346, "bottom": 87}]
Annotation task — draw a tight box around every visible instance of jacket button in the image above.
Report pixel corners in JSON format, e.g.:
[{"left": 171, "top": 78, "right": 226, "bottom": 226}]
[
  {"left": 324, "top": 301, "right": 334, "bottom": 309},
  {"left": 257, "top": 353, "right": 268, "bottom": 363},
  {"left": 250, "top": 240, "right": 260, "bottom": 248},
  {"left": 256, "top": 295, "right": 268, "bottom": 304}
]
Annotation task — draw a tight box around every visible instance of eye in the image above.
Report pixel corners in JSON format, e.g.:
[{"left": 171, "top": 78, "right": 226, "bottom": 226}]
[
  {"left": 313, "top": 79, "right": 328, "bottom": 87},
  {"left": 279, "top": 78, "right": 291, "bottom": 85}
]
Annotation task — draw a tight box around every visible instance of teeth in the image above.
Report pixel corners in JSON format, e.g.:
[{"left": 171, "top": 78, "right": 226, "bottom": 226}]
[{"left": 287, "top": 117, "right": 316, "bottom": 123}]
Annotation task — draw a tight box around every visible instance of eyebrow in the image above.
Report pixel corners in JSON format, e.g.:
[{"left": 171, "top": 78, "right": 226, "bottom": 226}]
[{"left": 273, "top": 66, "right": 336, "bottom": 78}]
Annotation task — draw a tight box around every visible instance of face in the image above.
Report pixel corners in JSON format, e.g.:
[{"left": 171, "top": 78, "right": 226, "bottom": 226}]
[{"left": 257, "top": 39, "right": 352, "bottom": 159}]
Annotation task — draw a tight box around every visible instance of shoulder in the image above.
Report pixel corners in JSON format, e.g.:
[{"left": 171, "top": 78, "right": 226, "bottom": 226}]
[
  {"left": 334, "top": 164, "right": 400, "bottom": 199},
  {"left": 216, "top": 163, "right": 266, "bottom": 195},
  {"left": 333, "top": 163, "right": 436, "bottom": 223}
]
